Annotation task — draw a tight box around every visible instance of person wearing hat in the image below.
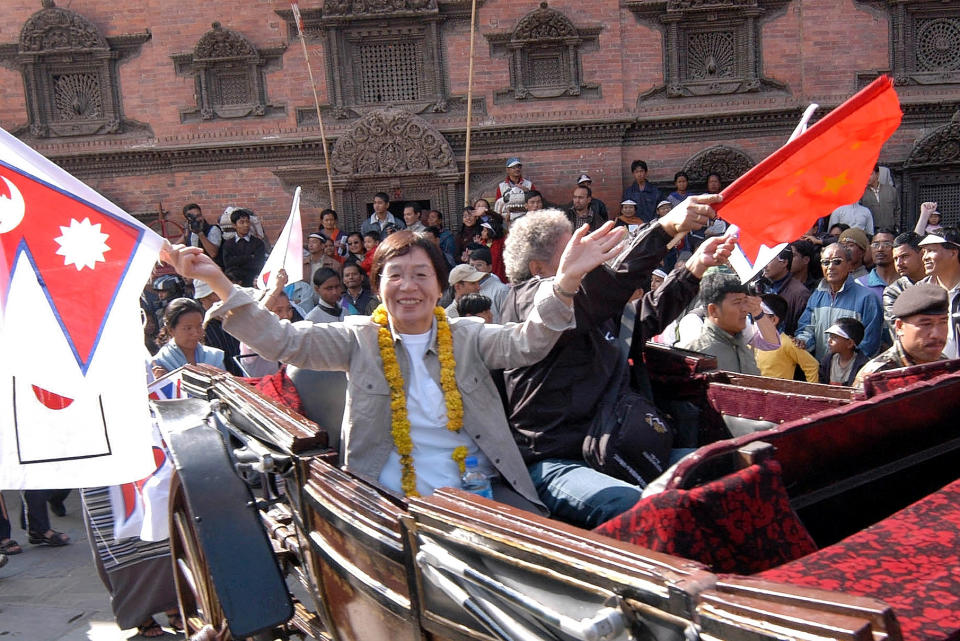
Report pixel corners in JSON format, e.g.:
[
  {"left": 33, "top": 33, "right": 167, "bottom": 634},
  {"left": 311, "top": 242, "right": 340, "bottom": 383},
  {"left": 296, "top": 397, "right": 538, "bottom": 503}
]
[
  {"left": 817, "top": 317, "right": 870, "bottom": 386},
  {"left": 615, "top": 199, "right": 644, "bottom": 230},
  {"left": 917, "top": 227, "right": 960, "bottom": 359},
  {"left": 574, "top": 174, "right": 609, "bottom": 221},
  {"left": 495, "top": 158, "right": 535, "bottom": 205},
  {"left": 307, "top": 232, "right": 342, "bottom": 282},
  {"left": 828, "top": 200, "right": 874, "bottom": 236},
  {"left": 837, "top": 227, "right": 870, "bottom": 280},
  {"left": 445, "top": 264, "right": 486, "bottom": 318},
  {"left": 853, "top": 283, "right": 949, "bottom": 387},
  {"left": 794, "top": 242, "right": 884, "bottom": 360}
]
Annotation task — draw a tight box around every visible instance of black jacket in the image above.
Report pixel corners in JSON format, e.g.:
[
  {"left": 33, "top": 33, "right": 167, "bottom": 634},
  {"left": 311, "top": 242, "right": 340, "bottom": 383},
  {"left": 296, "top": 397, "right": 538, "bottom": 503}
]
[
  {"left": 499, "top": 221, "right": 701, "bottom": 463},
  {"left": 220, "top": 236, "right": 267, "bottom": 287}
]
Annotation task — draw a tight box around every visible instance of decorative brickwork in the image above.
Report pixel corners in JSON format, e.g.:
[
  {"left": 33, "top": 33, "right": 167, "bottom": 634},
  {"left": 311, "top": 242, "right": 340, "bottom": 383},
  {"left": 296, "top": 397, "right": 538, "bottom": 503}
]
[
  {"left": 0, "top": 0, "right": 149, "bottom": 138},
  {"left": 625, "top": 0, "right": 788, "bottom": 102},
  {"left": 485, "top": 2, "right": 601, "bottom": 103},
  {"left": 172, "top": 23, "right": 286, "bottom": 123}
]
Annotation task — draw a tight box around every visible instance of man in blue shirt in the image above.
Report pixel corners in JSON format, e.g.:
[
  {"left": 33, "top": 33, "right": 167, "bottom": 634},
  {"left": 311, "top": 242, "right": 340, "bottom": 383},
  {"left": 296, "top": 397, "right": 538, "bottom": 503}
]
[{"left": 622, "top": 160, "right": 661, "bottom": 223}]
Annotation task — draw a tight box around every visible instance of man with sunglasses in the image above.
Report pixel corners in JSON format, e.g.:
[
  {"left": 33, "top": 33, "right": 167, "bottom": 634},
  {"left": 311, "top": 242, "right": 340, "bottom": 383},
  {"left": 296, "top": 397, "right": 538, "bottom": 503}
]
[
  {"left": 760, "top": 245, "right": 810, "bottom": 335},
  {"left": 794, "top": 242, "right": 884, "bottom": 359}
]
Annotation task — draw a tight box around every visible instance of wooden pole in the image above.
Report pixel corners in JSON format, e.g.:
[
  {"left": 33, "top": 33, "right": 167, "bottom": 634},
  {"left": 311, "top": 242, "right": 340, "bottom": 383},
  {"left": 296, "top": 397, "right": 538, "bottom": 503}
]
[
  {"left": 291, "top": 3, "right": 336, "bottom": 211},
  {"left": 463, "top": 0, "right": 478, "bottom": 207}
]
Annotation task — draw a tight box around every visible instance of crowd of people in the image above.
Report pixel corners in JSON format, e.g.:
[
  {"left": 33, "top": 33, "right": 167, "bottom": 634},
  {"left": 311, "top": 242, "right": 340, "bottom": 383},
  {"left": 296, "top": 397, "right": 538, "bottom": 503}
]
[{"left": 4, "top": 155, "right": 957, "bottom": 637}]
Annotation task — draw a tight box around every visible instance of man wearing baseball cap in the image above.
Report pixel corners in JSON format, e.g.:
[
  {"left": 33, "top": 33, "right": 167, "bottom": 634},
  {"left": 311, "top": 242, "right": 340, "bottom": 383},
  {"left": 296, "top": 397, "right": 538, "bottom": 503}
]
[
  {"left": 445, "top": 264, "right": 486, "bottom": 318},
  {"left": 853, "top": 282, "right": 949, "bottom": 386},
  {"left": 495, "top": 157, "right": 535, "bottom": 204},
  {"left": 917, "top": 227, "right": 960, "bottom": 358},
  {"left": 574, "top": 173, "right": 609, "bottom": 221}
]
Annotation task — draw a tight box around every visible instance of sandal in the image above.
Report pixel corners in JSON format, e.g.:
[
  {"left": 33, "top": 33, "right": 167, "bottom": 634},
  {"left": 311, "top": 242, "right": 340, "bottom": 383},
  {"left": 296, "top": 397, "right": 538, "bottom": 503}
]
[
  {"left": 165, "top": 609, "right": 184, "bottom": 632},
  {"left": 28, "top": 530, "right": 70, "bottom": 547},
  {"left": 0, "top": 539, "right": 22, "bottom": 555},
  {"left": 137, "top": 617, "right": 165, "bottom": 638}
]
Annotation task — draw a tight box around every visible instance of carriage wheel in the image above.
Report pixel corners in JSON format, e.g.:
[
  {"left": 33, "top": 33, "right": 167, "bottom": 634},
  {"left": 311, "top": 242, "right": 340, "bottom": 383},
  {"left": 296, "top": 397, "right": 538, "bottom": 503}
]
[{"left": 169, "top": 471, "right": 274, "bottom": 641}]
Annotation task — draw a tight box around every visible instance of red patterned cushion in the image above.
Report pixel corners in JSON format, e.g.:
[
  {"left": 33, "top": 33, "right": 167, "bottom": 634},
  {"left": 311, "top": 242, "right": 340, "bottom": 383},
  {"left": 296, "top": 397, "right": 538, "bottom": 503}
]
[
  {"left": 760, "top": 478, "right": 960, "bottom": 641},
  {"left": 594, "top": 460, "right": 816, "bottom": 574},
  {"left": 242, "top": 366, "right": 304, "bottom": 414}
]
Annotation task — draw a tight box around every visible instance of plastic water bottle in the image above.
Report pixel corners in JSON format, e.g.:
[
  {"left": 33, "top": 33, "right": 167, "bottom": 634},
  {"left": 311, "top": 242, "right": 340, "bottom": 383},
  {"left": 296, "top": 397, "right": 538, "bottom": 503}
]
[{"left": 461, "top": 456, "right": 493, "bottom": 499}]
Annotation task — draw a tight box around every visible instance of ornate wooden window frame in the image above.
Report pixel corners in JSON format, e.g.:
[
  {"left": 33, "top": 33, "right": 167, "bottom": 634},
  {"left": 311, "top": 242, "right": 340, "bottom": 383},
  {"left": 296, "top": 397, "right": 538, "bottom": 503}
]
[
  {"left": 0, "top": 0, "right": 150, "bottom": 138},
  {"left": 485, "top": 2, "right": 601, "bottom": 104},
  {"left": 855, "top": 0, "right": 960, "bottom": 87},
  {"left": 172, "top": 23, "right": 286, "bottom": 123},
  {"left": 624, "top": 0, "right": 788, "bottom": 103}
]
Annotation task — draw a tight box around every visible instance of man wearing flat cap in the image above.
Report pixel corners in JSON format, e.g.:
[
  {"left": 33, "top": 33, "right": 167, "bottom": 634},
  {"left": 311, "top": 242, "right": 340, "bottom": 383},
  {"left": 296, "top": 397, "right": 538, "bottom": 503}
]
[
  {"left": 853, "top": 283, "right": 949, "bottom": 387},
  {"left": 837, "top": 227, "right": 870, "bottom": 280},
  {"left": 917, "top": 228, "right": 960, "bottom": 359}
]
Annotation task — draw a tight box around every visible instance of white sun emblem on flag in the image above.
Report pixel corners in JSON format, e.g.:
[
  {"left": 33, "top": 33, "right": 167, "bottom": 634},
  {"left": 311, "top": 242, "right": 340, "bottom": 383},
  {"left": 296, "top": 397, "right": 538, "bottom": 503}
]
[{"left": 54, "top": 217, "right": 111, "bottom": 271}]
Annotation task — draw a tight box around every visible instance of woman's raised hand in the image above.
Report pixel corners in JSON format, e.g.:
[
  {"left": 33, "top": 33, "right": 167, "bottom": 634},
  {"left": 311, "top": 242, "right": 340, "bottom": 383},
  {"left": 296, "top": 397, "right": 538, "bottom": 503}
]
[{"left": 554, "top": 221, "right": 626, "bottom": 295}]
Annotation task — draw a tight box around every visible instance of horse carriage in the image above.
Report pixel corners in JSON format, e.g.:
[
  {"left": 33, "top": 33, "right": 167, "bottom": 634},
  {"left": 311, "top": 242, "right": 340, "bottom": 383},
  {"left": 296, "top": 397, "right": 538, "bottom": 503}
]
[{"left": 154, "top": 345, "right": 960, "bottom": 641}]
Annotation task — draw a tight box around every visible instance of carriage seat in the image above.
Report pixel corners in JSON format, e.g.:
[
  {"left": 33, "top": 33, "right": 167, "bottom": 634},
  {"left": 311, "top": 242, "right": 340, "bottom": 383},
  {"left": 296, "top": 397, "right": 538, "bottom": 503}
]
[{"left": 286, "top": 366, "right": 347, "bottom": 456}]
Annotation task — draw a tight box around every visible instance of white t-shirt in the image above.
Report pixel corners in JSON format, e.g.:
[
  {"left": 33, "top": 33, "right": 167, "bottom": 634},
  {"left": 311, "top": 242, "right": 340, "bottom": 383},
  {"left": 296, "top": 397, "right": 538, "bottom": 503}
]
[{"left": 378, "top": 331, "right": 492, "bottom": 496}]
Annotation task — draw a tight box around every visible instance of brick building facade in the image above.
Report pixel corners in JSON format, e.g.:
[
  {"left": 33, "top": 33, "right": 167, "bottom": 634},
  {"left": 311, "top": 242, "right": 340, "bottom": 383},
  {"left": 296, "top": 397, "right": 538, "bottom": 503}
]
[{"left": 0, "top": 0, "right": 958, "bottom": 239}]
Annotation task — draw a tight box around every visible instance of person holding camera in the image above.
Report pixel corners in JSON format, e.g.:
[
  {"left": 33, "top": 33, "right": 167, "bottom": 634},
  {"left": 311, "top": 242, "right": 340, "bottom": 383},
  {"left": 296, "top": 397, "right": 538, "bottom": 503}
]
[{"left": 181, "top": 203, "right": 222, "bottom": 261}]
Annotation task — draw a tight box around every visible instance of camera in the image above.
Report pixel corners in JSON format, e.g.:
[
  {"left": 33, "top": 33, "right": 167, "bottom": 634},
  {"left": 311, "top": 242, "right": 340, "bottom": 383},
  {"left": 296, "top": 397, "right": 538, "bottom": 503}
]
[{"left": 185, "top": 213, "right": 203, "bottom": 233}]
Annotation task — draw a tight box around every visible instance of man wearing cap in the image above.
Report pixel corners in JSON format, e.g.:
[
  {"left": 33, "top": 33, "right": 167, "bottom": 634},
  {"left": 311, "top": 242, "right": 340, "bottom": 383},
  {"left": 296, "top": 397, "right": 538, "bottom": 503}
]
[
  {"left": 496, "top": 158, "right": 535, "bottom": 203},
  {"left": 828, "top": 200, "right": 874, "bottom": 235},
  {"left": 837, "top": 227, "right": 870, "bottom": 280},
  {"left": 917, "top": 228, "right": 960, "bottom": 359},
  {"left": 622, "top": 160, "right": 661, "bottom": 223},
  {"left": 566, "top": 184, "right": 606, "bottom": 232},
  {"left": 445, "top": 264, "right": 486, "bottom": 318},
  {"left": 853, "top": 283, "right": 949, "bottom": 387},
  {"left": 794, "top": 242, "right": 884, "bottom": 360},
  {"left": 616, "top": 200, "right": 644, "bottom": 229},
  {"left": 574, "top": 174, "right": 609, "bottom": 221}
]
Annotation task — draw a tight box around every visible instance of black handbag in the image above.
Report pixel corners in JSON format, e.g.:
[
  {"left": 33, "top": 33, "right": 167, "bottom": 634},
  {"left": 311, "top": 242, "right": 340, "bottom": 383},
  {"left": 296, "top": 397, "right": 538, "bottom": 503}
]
[{"left": 582, "top": 342, "right": 674, "bottom": 488}]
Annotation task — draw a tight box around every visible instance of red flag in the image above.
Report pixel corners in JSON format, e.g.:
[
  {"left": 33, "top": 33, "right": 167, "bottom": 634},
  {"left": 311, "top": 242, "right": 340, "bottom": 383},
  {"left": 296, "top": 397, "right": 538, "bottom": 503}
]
[{"left": 715, "top": 76, "right": 902, "bottom": 262}]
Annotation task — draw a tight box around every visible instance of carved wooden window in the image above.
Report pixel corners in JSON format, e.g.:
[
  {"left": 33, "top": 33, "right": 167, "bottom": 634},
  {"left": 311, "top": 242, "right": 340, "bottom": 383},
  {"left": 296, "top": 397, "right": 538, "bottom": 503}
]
[
  {"left": 486, "top": 2, "right": 601, "bottom": 103},
  {"left": 0, "top": 1, "right": 149, "bottom": 138},
  {"left": 856, "top": 1, "right": 960, "bottom": 86},
  {"left": 172, "top": 23, "right": 286, "bottom": 123},
  {"left": 356, "top": 39, "right": 425, "bottom": 104},
  {"left": 625, "top": 0, "right": 787, "bottom": 101}
]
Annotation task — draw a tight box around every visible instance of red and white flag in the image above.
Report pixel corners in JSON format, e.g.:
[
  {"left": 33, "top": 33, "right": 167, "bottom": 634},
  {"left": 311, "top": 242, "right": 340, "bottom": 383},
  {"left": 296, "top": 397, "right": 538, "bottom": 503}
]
[
  {"left": 0, "top": 127, "right": 163, "bottom": 489},
  {"left": 257, "top": 186, "right": 304, "bottom": 290}
]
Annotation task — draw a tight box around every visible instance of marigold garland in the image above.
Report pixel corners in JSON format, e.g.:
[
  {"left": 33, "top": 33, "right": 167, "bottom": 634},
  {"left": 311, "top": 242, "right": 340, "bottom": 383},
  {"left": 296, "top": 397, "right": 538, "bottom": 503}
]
[{"left": 372, "top": 304, "right": 466, "bottom": 497}]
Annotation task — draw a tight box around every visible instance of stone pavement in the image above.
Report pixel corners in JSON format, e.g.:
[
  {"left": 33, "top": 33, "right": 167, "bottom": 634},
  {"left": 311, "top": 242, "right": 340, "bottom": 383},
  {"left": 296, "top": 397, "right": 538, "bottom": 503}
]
[{"left": 0, "top": 489, "right": 183, "bottom": 641}]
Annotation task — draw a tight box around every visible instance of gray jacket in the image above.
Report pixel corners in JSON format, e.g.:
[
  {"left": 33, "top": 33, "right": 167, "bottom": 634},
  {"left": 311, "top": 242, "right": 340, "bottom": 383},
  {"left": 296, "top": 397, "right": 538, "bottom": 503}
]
[
  {"left": 681, "top": 318, "right": 760, "bottom": 375},
  {"left": 210, "top": 282, "right": 575, "bottom": 511}
]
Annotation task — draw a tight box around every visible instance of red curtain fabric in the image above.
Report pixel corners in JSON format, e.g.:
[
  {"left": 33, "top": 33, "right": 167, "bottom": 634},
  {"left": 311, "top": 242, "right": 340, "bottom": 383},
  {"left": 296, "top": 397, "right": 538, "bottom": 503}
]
[{"left": 242, "top": 366, "right": 304, "bottom": 414}]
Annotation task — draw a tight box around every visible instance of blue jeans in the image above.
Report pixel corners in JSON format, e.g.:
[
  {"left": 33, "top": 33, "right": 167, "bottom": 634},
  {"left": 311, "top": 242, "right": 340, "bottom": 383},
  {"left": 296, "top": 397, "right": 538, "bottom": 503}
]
[{"left": 527, "top": 459, "right": 642, "bottom": 530}]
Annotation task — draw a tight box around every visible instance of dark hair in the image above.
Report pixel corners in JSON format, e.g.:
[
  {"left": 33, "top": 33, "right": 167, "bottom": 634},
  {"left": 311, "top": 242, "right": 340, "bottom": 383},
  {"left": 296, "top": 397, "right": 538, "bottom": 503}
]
[
  {"left": 474, "top": 198, "right": 491, "bottom": 210},
  {"left": 182, "top": 203, "right": 201, "bottom": 216},
  {"left": 777, "top": 245, "right": 794, "bottom": 271},
  {"left": 674, "top": 171, "right": 689, "bottom": 182},
  {"left": 524, "top": 189, "right": 543, "bottom": 204},
  {"left": 700, "top": 270, "right": 748, "bottom": 307},
  {"left": 429, "top": 209, "right": 443, "bottom": 225},
  {"left": 230, "top": 208, "right": 252, "bottom": 225},
  {"left": 457, "top": 293, "right": 492, "bottom": 317},
  {"left": 373, "top": 192, "right": 390, "bottom": 203},
  {"left": 791, "top": 239, "right": 816, "bottom": 259},
  {"left": 312, "top": 267, "right": 340, "bottom": 288},
  {"left": 574, "top": 184, "right": 592, "bottom": 198},
  {"left": 829, "top": 223, "right": 850, "bottom": 234},
  {"left": 370, "top": 230, "right": 449, "bottom": 291},
  {"left": 347, "top": 231, "right": 364, "bottom": 245},
  {"left": 424, "top": 225, "right": 442, "bottom": 238},
  {"left": 833, "top": 317, "right": 865, "bottom": 347},
  {"left": 163, "top": 297, "right": 204, "bottom": 330},
  {"left": 761, "top": 294, "right": 788, "bottom": 324},
  {"left": 874, "top": 227, "right": 899, "bottom": 238},
  {"left": 403, "top": 202, "right": 423, "bottom": 215},
  {"left": 630, "top": 160, "right": 648, "bottom": 173},
  {"left": 363, "top": 230, "right": 381, "bottom": 243},
  {"left": 893, "top": 231, "right": 921, "bottom": 252},
  {"left": 321, "top": 208, "right": 338, "bottom": 221},
  {"left": 469, "top": 246, "right": 493, "bottom": 265}
]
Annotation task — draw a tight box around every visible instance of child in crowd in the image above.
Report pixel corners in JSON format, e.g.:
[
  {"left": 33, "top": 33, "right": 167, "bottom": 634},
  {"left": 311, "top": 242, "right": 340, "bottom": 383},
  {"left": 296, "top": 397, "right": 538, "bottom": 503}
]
[
  {"left": 360, "top": 230, "right": 380, "bottom": 274},
  {"left": 456, "top": 293, "right": 494, "bottom": 324},
  {"left": 305, "top": 268, "right": 344, "bottom": 323},
  {"left": 819, "top": 317, "right": 871, "bottom": 386},
  {"left": 754, "top": 294, "right": 820, "bottom": 383}
]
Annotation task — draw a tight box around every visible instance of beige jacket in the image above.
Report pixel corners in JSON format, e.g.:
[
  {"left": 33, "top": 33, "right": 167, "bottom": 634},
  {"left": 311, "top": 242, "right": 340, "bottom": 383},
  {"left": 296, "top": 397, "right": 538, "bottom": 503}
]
[{"left": 210, "top": 282, "right": 574, "bottom": 511}]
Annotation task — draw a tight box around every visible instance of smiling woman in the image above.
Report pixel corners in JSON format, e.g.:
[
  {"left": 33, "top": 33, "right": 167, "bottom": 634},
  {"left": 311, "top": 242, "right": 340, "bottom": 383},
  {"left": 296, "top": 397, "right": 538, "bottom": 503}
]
[{"left": 160, "top": 224, "right": 625, "bottom": 504}]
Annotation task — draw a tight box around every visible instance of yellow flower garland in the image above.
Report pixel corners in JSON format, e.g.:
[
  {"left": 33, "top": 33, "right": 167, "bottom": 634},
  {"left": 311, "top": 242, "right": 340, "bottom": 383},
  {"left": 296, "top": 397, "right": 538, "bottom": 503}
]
[{"left": 371, "top": 305, "right": 467, "bottom": 497}]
